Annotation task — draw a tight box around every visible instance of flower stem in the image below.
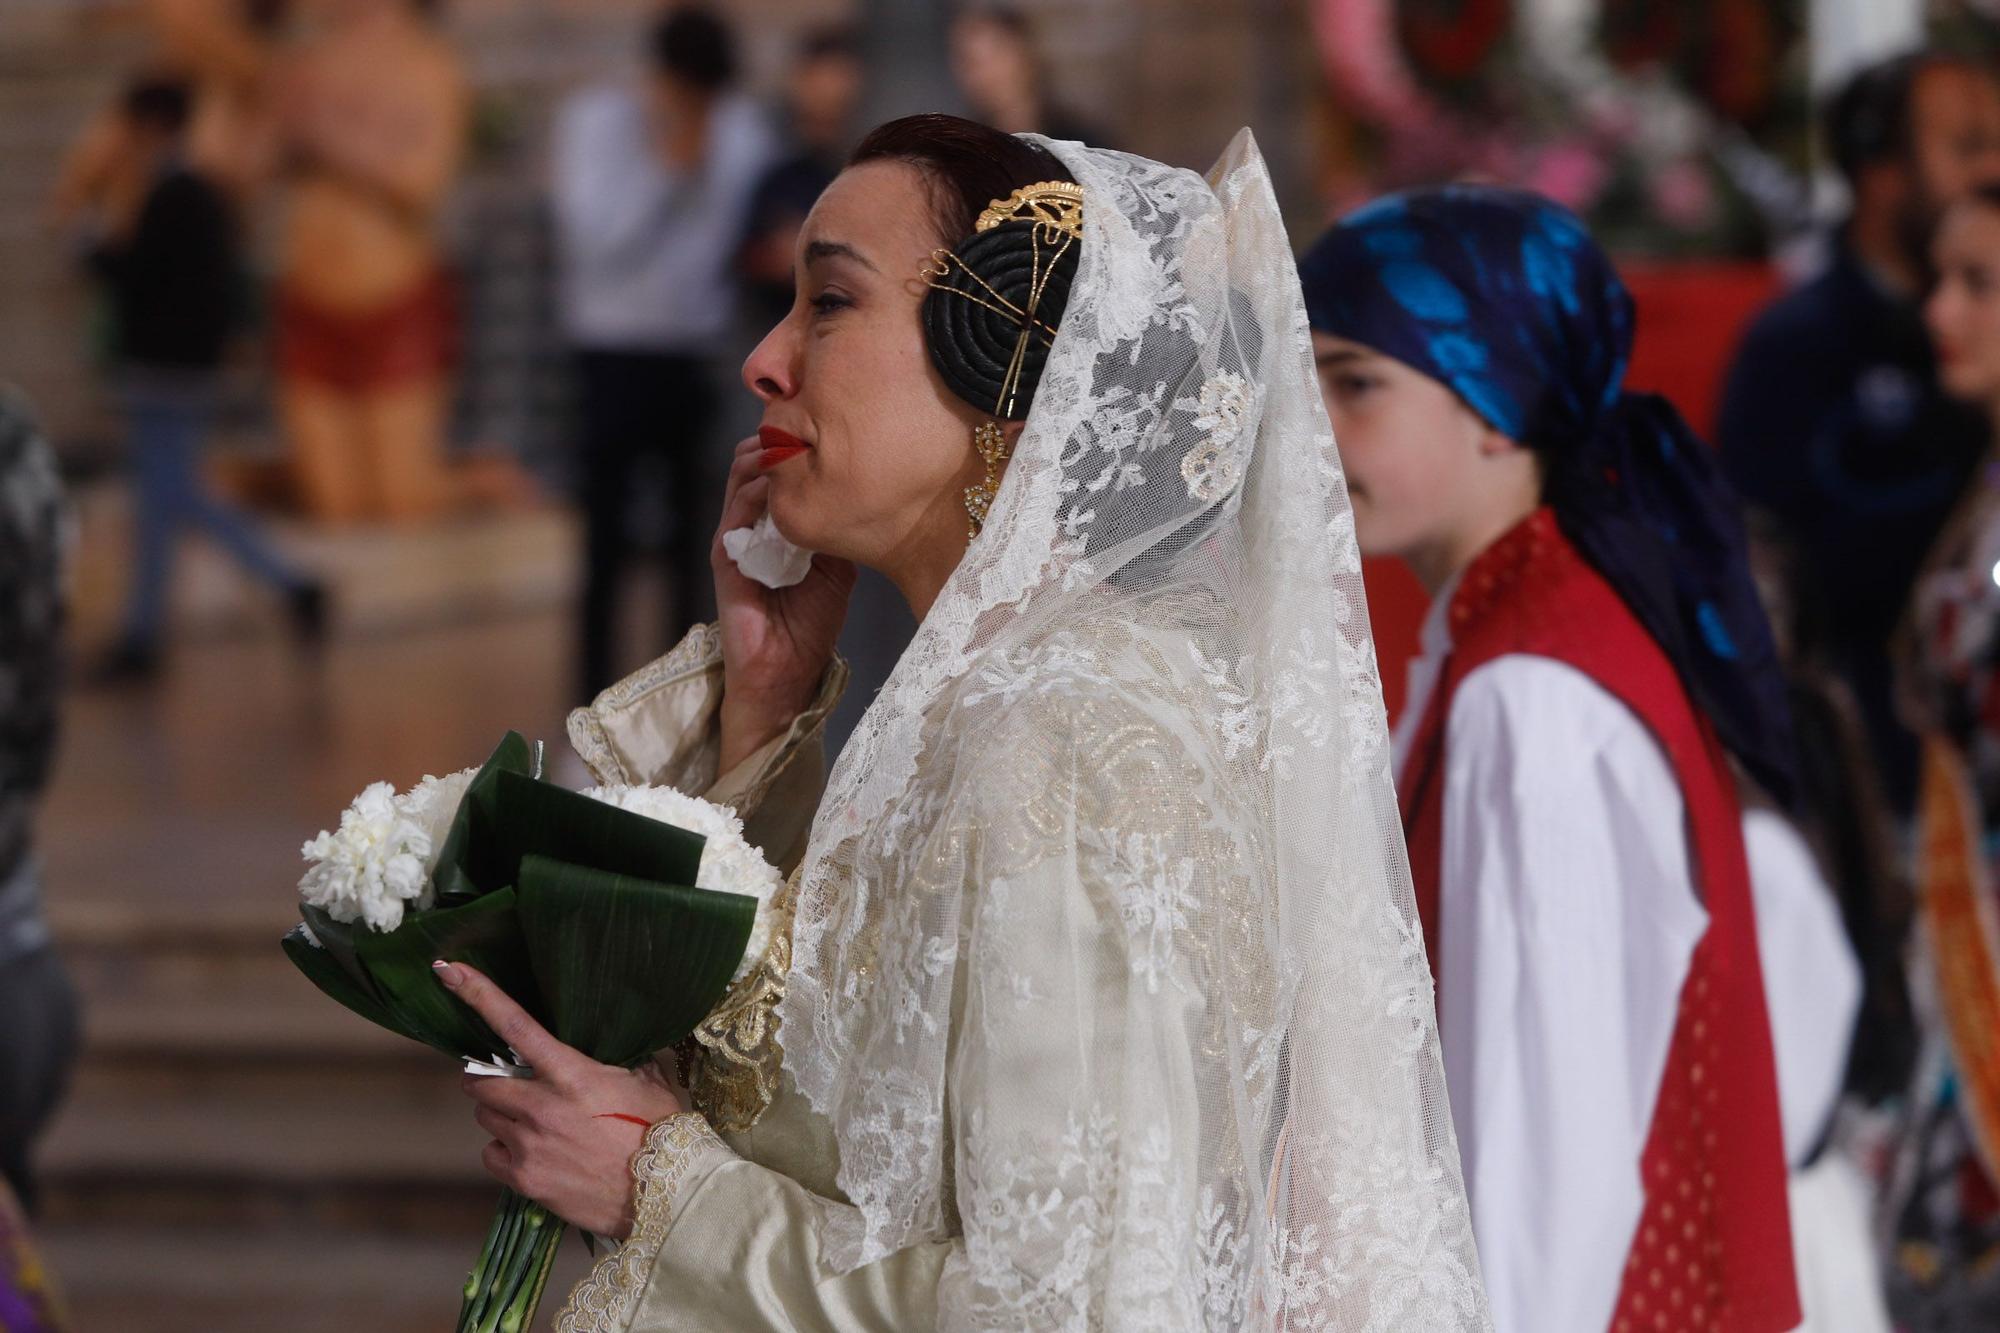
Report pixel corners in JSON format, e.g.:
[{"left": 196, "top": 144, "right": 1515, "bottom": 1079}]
[
  {"left": 499, "top": 1215, "right": 565, "bottom": 1333},
  {"left": 456, "top": 1188, "right": 525, "bottom": 1333},
  {"left": 461, "top": 1190, "right": 511, "bottom": 1305},
  {"left": 454, "top": 1189, "right": 566, "bottom": 1333}
]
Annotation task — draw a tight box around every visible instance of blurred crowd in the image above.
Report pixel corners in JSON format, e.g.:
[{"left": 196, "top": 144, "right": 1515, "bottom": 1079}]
[{"left": 11, "top": 2, "right": 2000, "bottom": 1329}]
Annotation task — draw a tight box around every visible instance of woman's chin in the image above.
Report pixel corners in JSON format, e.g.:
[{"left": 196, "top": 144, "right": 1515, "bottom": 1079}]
[{"left": 764, "top": 490, "right": 819, "bottom": 553}]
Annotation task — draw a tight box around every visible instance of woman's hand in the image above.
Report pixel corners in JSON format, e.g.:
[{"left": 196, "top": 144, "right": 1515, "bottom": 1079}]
[
  {"left": 438, "top": 960, "right": 686, "bottom": 1240},
  {"left": 712, "top": 435, "right": 856, "bottom": 771}
]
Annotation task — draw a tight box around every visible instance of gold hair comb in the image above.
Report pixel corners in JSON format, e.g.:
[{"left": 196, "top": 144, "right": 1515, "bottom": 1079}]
[{"left": 976, "top": 180, "right": 1085, "bottom": 240}]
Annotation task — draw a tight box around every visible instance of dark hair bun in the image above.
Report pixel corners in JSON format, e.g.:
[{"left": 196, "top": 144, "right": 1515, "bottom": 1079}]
[{"left": 923, "top": 220, "right": 1079, "bottom": 421}]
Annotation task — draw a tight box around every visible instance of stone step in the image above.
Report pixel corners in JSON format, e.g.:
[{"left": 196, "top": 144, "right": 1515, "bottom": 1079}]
[
  {"left": 37, "top": 1032, "right": 489, "bottom": 1204},
  {"left": 55, "top": 904, "right": 425, "bottom": 1061},
  {"left": 41, "top": 904, "right": 497, "bottom": 1232},
  {"left": 37, "top": 1219, "right": 599, "bottom": 1333}
]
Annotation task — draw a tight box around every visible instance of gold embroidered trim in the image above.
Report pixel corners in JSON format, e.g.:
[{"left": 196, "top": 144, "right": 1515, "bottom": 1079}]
[
  {"left": 554, "top": 1112, "right": 728, "bottom": 1333},
  {"left": 567, "top": 624, "right": 726, "bottom": 785},
  {"left": 682, "top": 869, "right": 798, "bottom": 1132}
]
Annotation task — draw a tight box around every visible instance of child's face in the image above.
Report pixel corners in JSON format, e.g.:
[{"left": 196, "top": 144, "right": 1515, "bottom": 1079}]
[{"left": 1311, "top": 333, "right": 1503, "bottom": 562}]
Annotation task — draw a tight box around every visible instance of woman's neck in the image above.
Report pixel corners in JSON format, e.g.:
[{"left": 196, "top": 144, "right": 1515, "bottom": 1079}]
[{"left": 876, "top": 519, "right": 970, "bottom": 623}]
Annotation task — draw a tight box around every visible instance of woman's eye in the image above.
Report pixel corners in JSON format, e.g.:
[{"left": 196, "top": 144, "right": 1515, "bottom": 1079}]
[
  {"left": 1335, "top": 374, "right": 1380, "bottom": 397},
  {"left": 808, "top": 291, "right": 853, "bottom": 316}
]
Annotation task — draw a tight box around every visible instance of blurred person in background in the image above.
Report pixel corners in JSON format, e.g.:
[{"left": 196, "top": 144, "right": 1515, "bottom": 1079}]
[
  {"left": 81, "top": 79, "right": 322, "bottom": 684},
  {"left": 0, "top": 390, "right": 80, "bottom": 1225},
  {"left": 948, "top": 4, "right": 1106, "bottom": 146},
  {"left": 1717, "top": 52, "right": 2000, "bottom": 822},
  {"left": 1300, "top": 188, "right": 1805, "bottom": 1332},
  {"left": 555, "top": 5, "right": 773, "bottom": 699},
  {"left": 739, "top": 25, "right": 864, "bottom": 328},
  {"left": 1886, "top": 180, "right": 2000, "bottom": 1330},
  {"left": 273, "top": 0, "right": 469, "bottom": 523}
]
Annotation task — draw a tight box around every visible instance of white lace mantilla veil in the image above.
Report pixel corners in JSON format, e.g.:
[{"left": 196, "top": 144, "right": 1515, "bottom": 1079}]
[{"left": 775, "top": 130, "right": 1489, "bottom": 1329}]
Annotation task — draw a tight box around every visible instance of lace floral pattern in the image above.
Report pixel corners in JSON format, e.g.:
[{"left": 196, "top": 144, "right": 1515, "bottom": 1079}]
[{"left": 767, "top": 133, "right": 1487, "bottom": 1328}]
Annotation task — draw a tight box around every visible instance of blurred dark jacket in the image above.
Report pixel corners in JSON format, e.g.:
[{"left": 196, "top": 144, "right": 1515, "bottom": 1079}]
[
  {"left": 1717, "top": 238, "right": 1988, "bottom": 816},
  {"left": 88, "top": 164, "right": 239, "bottom": 373}
]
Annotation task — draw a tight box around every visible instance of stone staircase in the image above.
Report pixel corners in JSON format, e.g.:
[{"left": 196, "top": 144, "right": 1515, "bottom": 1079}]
[
  {"left": 32, "top": 904, "right": 611, "bottom": 1331},
  {"left": 29, "top": 514, "right": 597, "bottom": 1328}
]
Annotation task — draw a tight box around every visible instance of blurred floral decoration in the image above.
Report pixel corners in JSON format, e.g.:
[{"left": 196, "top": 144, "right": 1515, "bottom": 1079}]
[{"left": 1310, "top": 0, "right": 1811, "bottom": 257}]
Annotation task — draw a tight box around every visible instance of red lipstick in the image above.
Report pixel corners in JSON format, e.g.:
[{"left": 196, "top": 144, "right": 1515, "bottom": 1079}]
[{"left": 758, "top": 426, "right": 810, "bottom": 467}]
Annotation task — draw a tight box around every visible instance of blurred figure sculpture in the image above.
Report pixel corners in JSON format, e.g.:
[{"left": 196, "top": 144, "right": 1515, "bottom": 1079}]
[
  {"left": 948, "top": 4, "right": 1106, "bottom": 145},
  {"left": 274, "top": 0, "right": 469, "bottom": 523},
  {"left": 48, "top": 0, "right": 289, "bottom": 228},
  {"left": 1718, "top": 53, "right": 2000, "bottom": 819},
  {"left": 1889, "top": 181, "right": 2000, "bottom": 1330},
  {"left": 0, "top": 391, "right": 80, "bottom": 1222},
  {"left": 82, "top": 79, "right": 321, "bottom": 683},
  {"left": 740, "top": 25, "right": 864, "bottom": 327},
  {"left": 554, "top": 5, "right": 773, "bottom": 697}
]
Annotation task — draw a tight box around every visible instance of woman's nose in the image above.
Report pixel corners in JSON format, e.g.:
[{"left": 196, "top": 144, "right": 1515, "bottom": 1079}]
[{"left": 742, "top": 320, "right": 797, "bottom": 403}]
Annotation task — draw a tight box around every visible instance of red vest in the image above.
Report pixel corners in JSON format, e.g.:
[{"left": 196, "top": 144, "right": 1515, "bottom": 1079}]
[{"left": 1399, "top": 509, "right": 1799, "bottom": 1332}]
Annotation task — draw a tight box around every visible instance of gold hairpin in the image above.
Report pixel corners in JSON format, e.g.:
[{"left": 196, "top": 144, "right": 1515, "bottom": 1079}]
[{"left": 977, "top": 180, "right": 1085, "bottom": 240}]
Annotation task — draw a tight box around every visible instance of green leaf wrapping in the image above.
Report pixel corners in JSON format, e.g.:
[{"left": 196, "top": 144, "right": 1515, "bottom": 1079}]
[
  {"left": 432, "top": 732, "right": 539, "bottom": 909},
  {"left": 282, "top": 924, "right": 412, "bottom": 1040},
  {"left": 515, "top": 854, "right": 755, "bottom": 1068},
  {"left": 487, "top": 772, "right": 707, "bottom": 889},
  {"left": 351, "top": 889, "right": 540, "bottom": 1059}
]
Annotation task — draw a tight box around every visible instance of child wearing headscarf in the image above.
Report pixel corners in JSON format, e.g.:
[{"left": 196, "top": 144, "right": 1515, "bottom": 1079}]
[{"left": 1298, "top": 187, "right": 1812, "bottom": 1332}]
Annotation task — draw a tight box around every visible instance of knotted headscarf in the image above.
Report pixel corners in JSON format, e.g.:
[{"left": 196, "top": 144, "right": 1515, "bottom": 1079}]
[{"left": 1299, "top": 185, "right": 1796, "bottom": 806}]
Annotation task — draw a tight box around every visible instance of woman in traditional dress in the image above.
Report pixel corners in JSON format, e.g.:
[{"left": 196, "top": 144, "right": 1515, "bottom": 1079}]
[
  {"left": 1886, "top": 181, "right": 2000, "bottom": 1329},
  {"left": 434, "top": 115, "right": 1490, "bottom": 1329}
]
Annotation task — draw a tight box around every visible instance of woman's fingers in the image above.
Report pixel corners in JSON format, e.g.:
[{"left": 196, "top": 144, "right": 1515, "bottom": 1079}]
[
  {"left": 472, "top": 1103, "right": 517, "bottom": 1141},
  {"left": 433, "top": 961, "right": 582, "bottom": 1083},
  {"left": 480, "top": 1137, "right": 515, "bottom": 1185}
]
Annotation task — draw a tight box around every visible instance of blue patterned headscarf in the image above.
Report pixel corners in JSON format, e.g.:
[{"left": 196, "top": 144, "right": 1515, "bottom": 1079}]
[{"left": 1299, "top": 185, "right": 1796, "bottom": 807}]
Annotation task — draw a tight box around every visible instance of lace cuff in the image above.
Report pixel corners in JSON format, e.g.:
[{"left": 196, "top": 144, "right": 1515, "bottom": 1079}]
[
  {"left": 555, "top": 1112, "right": 735, "bottom": 1333},
  {"left": 566, "top": 624, "right": 847, "bottom": 870}
]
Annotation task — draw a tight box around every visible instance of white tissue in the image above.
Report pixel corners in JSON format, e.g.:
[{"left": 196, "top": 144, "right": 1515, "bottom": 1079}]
[{"left": 721, "top": 513, "right": 814, "bottom": 589}]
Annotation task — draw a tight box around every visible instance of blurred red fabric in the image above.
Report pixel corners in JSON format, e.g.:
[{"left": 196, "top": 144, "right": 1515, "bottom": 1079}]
[{"left": 1363, "top": 261, "right": 1783, "bottom": 723}]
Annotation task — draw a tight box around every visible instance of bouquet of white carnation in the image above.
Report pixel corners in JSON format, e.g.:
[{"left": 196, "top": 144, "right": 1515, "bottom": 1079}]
[{"left": 282, "top": 734, "right": 783, "bottom": 1333}]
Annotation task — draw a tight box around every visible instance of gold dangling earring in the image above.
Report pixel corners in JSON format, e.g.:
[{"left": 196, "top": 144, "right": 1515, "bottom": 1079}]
[{"left": 964, "top": 419, "right": 1011, "bottom": 537}]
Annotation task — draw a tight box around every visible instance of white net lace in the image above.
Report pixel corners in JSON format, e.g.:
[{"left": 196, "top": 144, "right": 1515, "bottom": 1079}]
[{"left": 775, "top": 131, "right": 1490, "bottom": 1330}]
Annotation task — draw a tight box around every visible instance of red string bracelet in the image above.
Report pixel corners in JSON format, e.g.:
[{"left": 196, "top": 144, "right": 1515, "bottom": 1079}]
[{"left": 593, "top": 1113, "right": 653, "bottom": 1129}]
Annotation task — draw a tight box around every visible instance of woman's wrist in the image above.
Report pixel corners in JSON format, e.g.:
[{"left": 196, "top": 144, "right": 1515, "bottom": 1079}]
[{"left": 718, "top": 676, "right": 819, "bottom": 774}]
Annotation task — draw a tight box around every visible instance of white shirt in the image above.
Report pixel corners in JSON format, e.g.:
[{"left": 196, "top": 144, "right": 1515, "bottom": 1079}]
[
  {"left": 1395, "top": 586, "right": 1708, "bottom": 1333},
  {"left": 1741, "top": 809, "right": 1862, "bottom": 1167},
  {"left": 552, "top": 84, "right": 774, "bottom": 351}
]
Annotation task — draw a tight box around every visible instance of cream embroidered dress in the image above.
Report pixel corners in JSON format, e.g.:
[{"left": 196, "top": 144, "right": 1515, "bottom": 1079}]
[{"left": 554, "top": 133, "right": 1490, "bottom": 1332}]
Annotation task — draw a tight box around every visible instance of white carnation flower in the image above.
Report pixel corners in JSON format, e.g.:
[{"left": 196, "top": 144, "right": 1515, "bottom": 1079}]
[
  {"left": 580, "top": 784, "right": 784, "bottom": 983},
  {"left": 298, "top": 767, "right": 479, "bottom": 933}
]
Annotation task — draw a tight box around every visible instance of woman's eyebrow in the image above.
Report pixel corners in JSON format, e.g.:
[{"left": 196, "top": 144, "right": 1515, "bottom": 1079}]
[{"left": 803, "top": 239, "right": 880, "bottom": 273}]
